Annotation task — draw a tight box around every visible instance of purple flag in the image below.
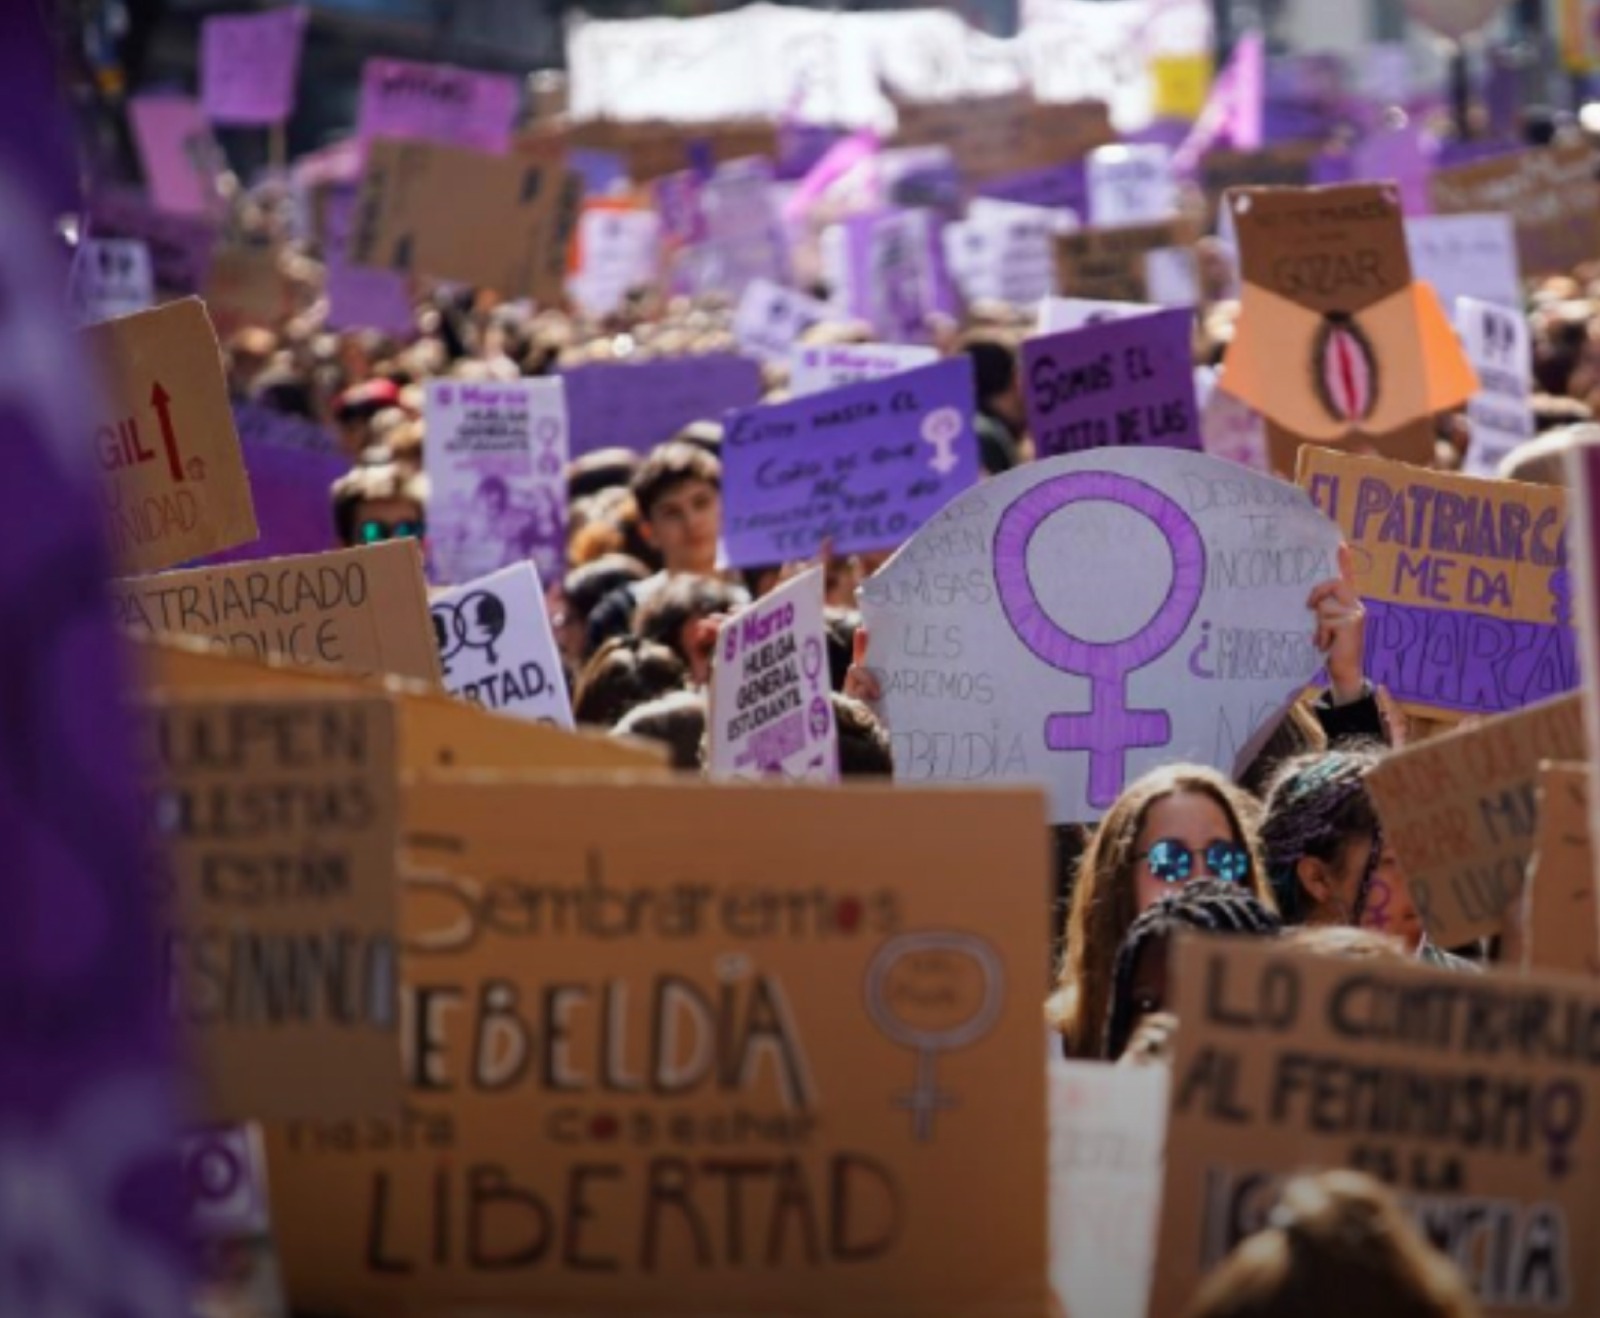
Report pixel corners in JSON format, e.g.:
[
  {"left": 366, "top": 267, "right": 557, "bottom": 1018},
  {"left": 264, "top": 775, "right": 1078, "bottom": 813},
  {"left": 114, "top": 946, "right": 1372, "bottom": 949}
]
[
  {"left": 561, "top": 354, "right": 763, "bottom": 458},
  {"left": 721, "top": 357, "right": 980, "bottom": 567},
  {"left": 200, "top": 7, "right": 307, "bottom": 125},
  {"left": 1173, "top": 32, "right": 1265, "bottom": 177},
  {"left": 356, "top": 58, "right": 518, "bottom": 155},
  {"left": 0, "top": 5, "right": 190, "bottom": 1308},
  {"left": 1022, "top": 308, "right": 1201, "bottom": 458}
]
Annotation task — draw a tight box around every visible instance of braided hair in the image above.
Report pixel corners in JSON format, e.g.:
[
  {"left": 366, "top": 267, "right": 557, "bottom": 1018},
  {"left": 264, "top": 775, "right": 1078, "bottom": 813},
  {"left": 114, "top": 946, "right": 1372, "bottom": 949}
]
[
  {"left": 1103, "top": 880, "right": 1282, "bottom": 1060},
  {"left": 1260, "top": 747, "right": 1385, "bottom": 927}
]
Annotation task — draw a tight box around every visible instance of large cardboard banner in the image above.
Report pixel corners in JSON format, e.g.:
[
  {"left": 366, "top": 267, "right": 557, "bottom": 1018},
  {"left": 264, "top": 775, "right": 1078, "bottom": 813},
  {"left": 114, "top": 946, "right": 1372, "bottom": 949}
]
[
  {"left": 1365, "top": 692, "right": 1584, "bottom": 947},
  {"left": 1152, "top": 933, "right": 1600, "bottom": 1318},
  {"left": 143, "top": 690, "right": 402, "bottom": 1123},
  {"left": 859, "top": 449, "right": 1341, "bottom": 822},
  {"left": 265, "top": 778, "right": 1052, "bottom": 1318},
  {"left": 1526, "top": 762, "right": 1600, "bottom": 978},
  {"left": 110, "top": 540, "right": 442, "bottom": 685},
  {"left": 85, "top": 297, "right": 258, "bottom": 573},
  {"left": 1299, "top": 447, "right": 1576, "bottom": 720},
  {"left": 1430, "top": 144, "right": 1600, "bottom": 277},
  {"left": 1054, "top": 218, "right": 1197, "bottom": 305},
  {"left": 561, "top": 354, "right": 764, "bottom": 457},
  {"left": 722, "top": 357, "right": 981, "bottom": 567}
]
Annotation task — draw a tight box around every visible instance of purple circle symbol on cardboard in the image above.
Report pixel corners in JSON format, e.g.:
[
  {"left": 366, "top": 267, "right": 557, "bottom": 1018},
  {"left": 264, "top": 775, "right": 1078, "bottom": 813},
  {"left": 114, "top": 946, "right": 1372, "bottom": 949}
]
[{"left": 993, "top": 471, "right": 1205, "bottom": 809}]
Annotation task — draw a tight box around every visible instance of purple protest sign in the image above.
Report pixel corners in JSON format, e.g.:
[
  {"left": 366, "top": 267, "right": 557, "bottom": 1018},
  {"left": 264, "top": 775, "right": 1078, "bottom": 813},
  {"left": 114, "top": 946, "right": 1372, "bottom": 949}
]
[
  {"left": 1352, "top": 120, "right": 1435, "bottom": 216},
  {"left": 1022, "top": 308, "right": 1201, "bottom": 458},
  {"left": 0, "top": 6, "right": 190, "bottom": 1303},
  {"left": 835, "top": 209, "right": 959, "bottom": 344},
  {"left": 560, "top": 354, "right": 763, "bottom": 458},
  {"left": 356, "top": 58, "right": 518, "bottom": 154},
  {"left": 128, "top": 94, "right": 223, "bottom": 216},
  {"left": 200, "top": 7, "right": 307, "bottom": 125},
  {"left": 978, "top": 162, "right": 1089, "bottom": 219},
  {"left": 319, "top": 183, "right": 413, "bottom": 337},
  {"left": 86, "top": 187, "right": 217, "bottom": 293},
  {"left": 721, "top": 357, "right": 979, "bottom": 567}
]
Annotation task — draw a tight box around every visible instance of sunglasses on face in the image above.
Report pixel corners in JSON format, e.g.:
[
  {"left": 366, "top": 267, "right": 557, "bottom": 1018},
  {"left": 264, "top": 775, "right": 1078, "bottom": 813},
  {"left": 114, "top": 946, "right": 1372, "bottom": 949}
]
[
  {"left": 357, "top": 518, "right": 425, "bottom": 544},
  {"left": 1142, "top": 838, "right": 1251, "bottom": 886}
]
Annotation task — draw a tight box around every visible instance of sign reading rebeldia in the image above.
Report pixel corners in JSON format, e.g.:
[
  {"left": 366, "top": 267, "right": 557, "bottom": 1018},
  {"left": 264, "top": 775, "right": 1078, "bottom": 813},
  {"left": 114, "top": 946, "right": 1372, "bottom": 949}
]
[{"left": 85, "top": 298, "right": 258, "bottom": 573}]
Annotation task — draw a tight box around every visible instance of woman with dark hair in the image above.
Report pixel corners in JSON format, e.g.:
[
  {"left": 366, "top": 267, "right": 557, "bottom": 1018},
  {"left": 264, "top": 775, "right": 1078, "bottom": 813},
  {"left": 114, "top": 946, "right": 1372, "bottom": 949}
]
[{"left": 571, "top": 636, "right": 687, "bottom": 729}]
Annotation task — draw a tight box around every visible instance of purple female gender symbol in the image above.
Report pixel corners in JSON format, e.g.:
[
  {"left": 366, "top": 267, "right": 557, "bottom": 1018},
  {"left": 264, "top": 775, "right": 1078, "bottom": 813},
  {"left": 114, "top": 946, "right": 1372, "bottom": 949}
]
[{"left": 994, "top": 471, "right": 1205, "bottom": 808}]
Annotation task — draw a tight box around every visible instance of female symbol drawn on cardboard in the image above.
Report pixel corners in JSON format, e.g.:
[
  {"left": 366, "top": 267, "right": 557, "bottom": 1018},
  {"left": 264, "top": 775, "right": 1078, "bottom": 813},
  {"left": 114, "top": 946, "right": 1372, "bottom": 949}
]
[
  {"left": 865, "top": 930, "right": 1005, "bottom": 1142},
  {"left": 994, "top": 472, "right": 1205, "bottom": 808}
]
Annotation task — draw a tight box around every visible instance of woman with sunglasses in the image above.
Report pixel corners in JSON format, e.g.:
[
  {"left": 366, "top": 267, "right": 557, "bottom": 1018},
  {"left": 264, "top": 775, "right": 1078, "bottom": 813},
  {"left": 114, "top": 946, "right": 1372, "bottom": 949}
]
[{"left": 1047, "top": 764, "right": 1272, "bottom": 1060}]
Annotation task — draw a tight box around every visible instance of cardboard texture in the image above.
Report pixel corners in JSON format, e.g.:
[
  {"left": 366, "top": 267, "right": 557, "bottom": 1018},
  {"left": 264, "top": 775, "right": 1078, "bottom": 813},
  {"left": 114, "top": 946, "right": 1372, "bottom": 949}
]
[
  {"left": 1197, "top": 143, "right": 1320, "bottom": 217},
  {"left": 1152, "top": 932, "right": 1600, "bottom": 1318},
  {"left": 1525, "top": 762, "right": 1600, "bottom": 977},
  {"left": 110, "top": 540, "right": 442, "bottom": 686},
  {"left": 144, "top": 689, "right": 402, "bottom": 1123},
  {"left": 1053, "top": 218, "right": 1198, "bottom": 305},
  {"left": 1365, "top": 692, "right": 1584, "bottom": 947},
  {"left": 1222, "top": 184, "right": 1479, "bottom": 475},
  {"left": 85, "top": 297, "right": 258, "bottom": 573},
  {"left": 1299, "top": 447, "right": 1577, "bottom": 721},
  {"left": 859, "top": 449, "right": 1341, "bottom": 823},
  {"left": 350, "top": 139, "right": 582, "bottom": 303},
  {"left": 264, "top": 778, "right": 1052, "bottom": 1318},
  {"left": 891, "top": 94, "right": 1114, "bottom": 185},
  {"left": 1429, "top": 144, "right": 1600, "bottom": 277}
]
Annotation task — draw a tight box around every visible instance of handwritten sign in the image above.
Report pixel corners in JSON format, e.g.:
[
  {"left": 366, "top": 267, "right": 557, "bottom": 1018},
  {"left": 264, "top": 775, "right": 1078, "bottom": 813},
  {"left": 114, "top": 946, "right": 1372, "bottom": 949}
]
[
  {"left": 722, "top": 357, "right": 980, "bottom": 567},
  {"left": 265, "top": 776, "right": 1051, "bottom": 1316},
  {"left": 561, "top": 354, "right": 764, "bottom": 457},
  {"left": 1430, "top": 144, "right": 1600, "bottom": 277},
  {"left": 128, "top": 95, "right": 223, "bottom": 217},
  {"left": 732, "top": 277, "right": 834, "bottom": 366},
  {"left": 1151, "top": 933, "right": 1600, "bottom": 1318},
  {"left": 789, "top": 342, "right": 939, "bottom": 396},
  {"left": 202, "top": 244, "right": 292, "bottom": 338},
  {"left": 356, "top": 57, "right": 518, "bottom": 154},
  {"left": 200, "top": 7, "right": 306, "bottom": 125},
  {"left": 426, "top": 376, "right": 568, "bottom": 587},
  {"left": 1460, "top": 295, "right": 1535, "bottom": 477},
  {"left": 1526, "top": 762, "right": 1600, "bottom": 977},
  {"left": 708, "top": 567, "right": 838, "bottom": 781},
  {"left": 429, "top": 563, "right": 571, "bottom": 728},
  {"left": 1054, "top": 218, "right": 1197, "bottom": 306},
  {"left": 1405, "top": 213, "right": 1522, "bottom": 312},
  {"left": 1086, "top": 144, "right": 1177, "bottom": 227},
  {"left": 85, "top": 298, "right": 257, "bottom": 573},
  {"left": 1021, "top": 307, "right": 1200, "bottom": 457},
  {"left": 143, "top": 690, "right": 401, "bottom": 1123},
  {"left": 1299, "top": 447, "right": 1575, "bottom": 720},
  {"left": 859, "top": 449, "right": 1341, "bottom": 823},
  {"left": 68, "top": 238, "right": 153, "bottom": 325},
  {"left": 1365, "top": 692, "right": 1583, "bottom": 946}
]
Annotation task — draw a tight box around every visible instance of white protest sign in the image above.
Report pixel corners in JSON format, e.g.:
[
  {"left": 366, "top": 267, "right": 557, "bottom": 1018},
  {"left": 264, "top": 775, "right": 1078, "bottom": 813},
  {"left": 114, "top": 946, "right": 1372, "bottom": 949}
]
[
  {"left": 1143, "top": 245, "right": 1200, "bottom": 307},
  {"left": 428, "top": 562, "right": 572, "bottom": 728},
  {"left": 69, "top": 238, "right": 154, "bottom": 325},
  {"left": 1087, "top": 144, "right": 1177, "bottom": 227},
  {"left": 858, "top": 449, "right": 1341, "bottom": 822},
  {"left": 569, "top": 209, "right": 661, "bottom": 319},
  {"left": 1459, "top": 295, "right": 1535, "bottom": 477},
  {"left": 1036, "top": 296, "right": 1154, "bottom": 334},
  {"left": 708, "top": 567, "right": 838, "bottom": 781},
  {"left": 1049, "top": 1058, "right": 1166, "bottom": 1318},
  {"left": 944, "top": 209, "right": 1058, "bottom": 306},
  {"left": 1200, "top": 379, "right": 1270, "bottom": 472},
  {"left": 425, "top": 377, "right": 569, "bottom": 588},
  {"left": 1405, "top": 213, "right": 1523, "bottom": 312},
  {"left": 733, "top": 277, "right": 836, "bottom": 365},
  {"left": 789, "top": 341, "right": 939, "bottom": 395}
]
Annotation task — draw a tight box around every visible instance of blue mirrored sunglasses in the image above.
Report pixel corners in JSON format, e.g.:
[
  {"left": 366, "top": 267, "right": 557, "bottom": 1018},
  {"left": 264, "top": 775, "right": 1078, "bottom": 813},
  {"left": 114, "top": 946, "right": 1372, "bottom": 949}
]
[
  {"left": 1143, "top": 837, "right": 1251, "bottom": 886},
  {"left": 358, "top": 518, "right": 425, "bottom": 544}
]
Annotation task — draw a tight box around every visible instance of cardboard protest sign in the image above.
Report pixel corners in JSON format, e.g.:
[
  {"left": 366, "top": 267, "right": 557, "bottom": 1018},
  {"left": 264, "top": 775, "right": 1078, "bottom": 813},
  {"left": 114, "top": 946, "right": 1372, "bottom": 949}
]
[
  {"left": 1048, "top": 1059, "right": 1165, "bottom": 1318},
  {"left": 429, "top": 563, "right": 572, "bottom": 728},
  {"left": 859, "top": 449, "right": 1341, "bottom": 823},
  {"left": 86, "top": 186, "right": 217, "bottom": 294},
  {"left": 1054, "top": 218, "right": 1198, "bottom": 306},
  {"left": 425, "top": 376, "right": 568, "bottom": 587},
  {"left": 1405, "top": 213, "right": 1522, "bottom": 311},
  {"left": 1430, "top": 144, "right": 1600, "bottom": 276},
  {"left": 732, "top": 277, "right": 834, "bottom": 366},
  {"left": 143, "top": 690, "right": 401, "bottom": 1123},
  {"left": 202, "top": 244, "right": 293, "bottom": 338},
  {"left": 1221, "top": 184, "right": 1480, "bottom": 475},
  {"left": 561, "top": 353, "right": 763, "bottom": 458},
  {"left": 1460, "top": 295, "right": 1535, "bottom": 477},
  {"left": 1020, "top": 307, "right": 1200, "bottom": 457},
  {"left": 68, "top": 237, "right": 153, "bottom": 325},
  {"left": 85, "top": 297, "right": 257, "bottom": 573},
  {"left": 350, "top": 140, "right": 581, "bottom": 304},
  {"left": 128, "top": 94, "right": 223, "bottom": 217},
  {"left": 265, "top": 776, "right": 1051, "bottom": 1317},
  {"left": 1086, "top": 144, "right": 1177, "bottom": 227},
  {"left": 722, "top": 357, "right": 980, "bottom": 567},
  {"left": 1299, "top": 447, "right": 1576, "bottom": 720},
  {"left": 111, "top": 540, "right": 441, "bottom": 685},
  {"left": 707, "top": 567, "right": 838, "bottom": 781},
  {"left": 1525, "top": 762, "right": 1600, "bottom": 977},
  {"left": 1364, "top": 692, "right": 1583, "bottom": 947},
  {"left": 356, "top": 57, "right": 518, "bottom": 154},
  {"left": 789, "top": 342, "right": 939, "bottom": 396},
  {"left": 892, "top": 93, "right": 1113, "bottom": 184},
  {"left": 200, "top": 7, "right": 306, "bottom": 125},
  {"left": 561, "top": 118, "right": 781, "bottom": 185},
  {"left": 1152, "top": 933, "right": 1600, "bottom": 1318}
]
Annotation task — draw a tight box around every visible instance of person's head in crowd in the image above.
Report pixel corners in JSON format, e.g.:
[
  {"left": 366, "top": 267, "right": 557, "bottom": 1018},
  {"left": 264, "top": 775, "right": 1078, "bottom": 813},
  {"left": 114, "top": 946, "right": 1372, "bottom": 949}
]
[
  {"left": 1183, "top": 1170, "right": 1482, "bottom": 1318},
  {"left": 1282, "top": 924, "right": 1411, "bottom": 963},
  {"left": 330, "top": 462, "right": 428, "bottom": 549},
  {"left": 225, "top": 327, "right": 279, "bottom": 396},
  {"left": 833, "top": 693, "right": 893, "bottom": 777},
  {"left": 613, "top": 690, "right": 708, "bottom": 771},
  {"left": 569, "top": 448, "right": 643, "bottom": 502},
  {"left": 630, "top": 441, "right": 722, "bottom": 576},
  {"left": 333, "top": 378, "right": 403, "bottom": 456},
  {"left": 824, "top": 610, "right": 862, "bottom": 692},
  {"left": 1048, "top": 764, "right": 1269, "bottom": 1059},
  {"left": 1103, "top": 880, "right": 1282, "bottom": 1061},
  {"left": 572, "top": 636, "right": 687, "bottom": 729},
  {"left": 672, "top": 419, "right": 723, "bottom": 458},
  {"left": 1530, "top": 394, "right": 1594, "bottom": 435},
  {"left": 376, "top": 417, "right": 424, "bottom": 473},
  {"left": 559, "top": 553, "right": 651, "bottom": 669},
  {"left": 962, "top": 335, "right": 1024, "bottom": 474},
  {"left": 249, "top": 367, "right": 316, "bottom": 419},
  {"left": 569, "top": 486, "right": 657, "bottom": 571},
  {"left": 634, "top": 574, "right": 742, "bottom": 685}
]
